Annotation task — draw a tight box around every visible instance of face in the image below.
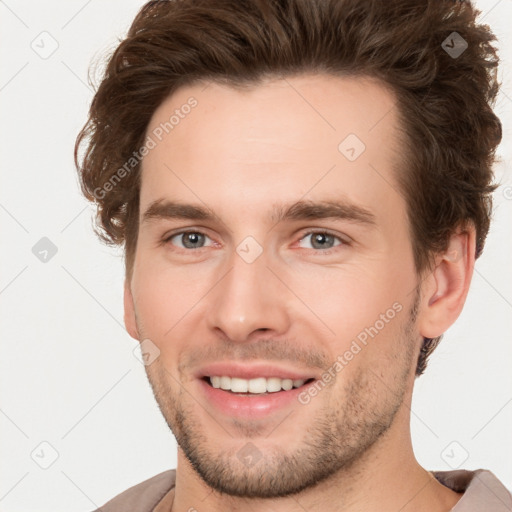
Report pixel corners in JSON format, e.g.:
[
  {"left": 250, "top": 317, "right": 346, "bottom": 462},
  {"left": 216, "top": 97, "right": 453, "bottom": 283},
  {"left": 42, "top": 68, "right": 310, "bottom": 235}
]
[{"left": 125, "top": 73, "right": 423, "bottom": 498}]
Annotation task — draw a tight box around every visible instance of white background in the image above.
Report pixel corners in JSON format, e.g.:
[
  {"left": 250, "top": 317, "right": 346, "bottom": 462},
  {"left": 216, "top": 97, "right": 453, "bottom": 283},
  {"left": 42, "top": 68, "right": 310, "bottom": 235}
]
[{"left": 0, "top": 1, "right": 511, "bottom": 510}]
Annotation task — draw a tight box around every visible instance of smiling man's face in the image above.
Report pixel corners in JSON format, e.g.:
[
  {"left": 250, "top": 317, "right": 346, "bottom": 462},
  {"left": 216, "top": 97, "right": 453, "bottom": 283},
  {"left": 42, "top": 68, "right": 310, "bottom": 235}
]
[{"left": 124, "top": 73, "right": 425, "bottom": 498}]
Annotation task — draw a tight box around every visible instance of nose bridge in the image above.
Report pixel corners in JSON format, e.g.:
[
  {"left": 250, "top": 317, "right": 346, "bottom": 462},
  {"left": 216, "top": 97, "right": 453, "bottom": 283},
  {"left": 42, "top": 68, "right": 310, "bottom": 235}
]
[{"left": 207, "top": 243, "right": 290, "bottom": 341}]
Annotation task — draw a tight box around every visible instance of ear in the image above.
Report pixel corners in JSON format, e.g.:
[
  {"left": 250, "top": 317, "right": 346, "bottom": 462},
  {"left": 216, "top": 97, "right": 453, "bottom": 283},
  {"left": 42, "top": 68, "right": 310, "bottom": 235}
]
[
  {"left": 417, "top": 224, "right": 476, "bottom": 339},
  {"left": 124, "top": 279, "right": 140, "bottom": 341}
]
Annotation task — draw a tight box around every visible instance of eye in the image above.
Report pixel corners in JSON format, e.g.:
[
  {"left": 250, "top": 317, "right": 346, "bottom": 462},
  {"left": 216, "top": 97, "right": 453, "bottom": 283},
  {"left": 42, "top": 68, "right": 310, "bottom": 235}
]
[
  {"left": 298, "top": 230, "right": 347, "bottom": 251},
  {"left": 165, "top": 231, "right": 213, "bottom": 250}
]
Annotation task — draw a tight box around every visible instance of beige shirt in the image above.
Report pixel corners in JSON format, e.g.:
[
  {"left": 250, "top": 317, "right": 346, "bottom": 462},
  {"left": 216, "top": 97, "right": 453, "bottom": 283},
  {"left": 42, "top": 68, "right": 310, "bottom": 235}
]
[{"left": 94, "top": 468, "right": 512, "bottom": 511}]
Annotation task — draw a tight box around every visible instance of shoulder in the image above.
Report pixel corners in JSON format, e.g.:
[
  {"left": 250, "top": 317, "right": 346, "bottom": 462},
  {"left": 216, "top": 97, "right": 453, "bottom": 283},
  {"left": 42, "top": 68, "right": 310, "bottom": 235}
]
[
  {"left": 91, "top": 469, "right": 176, "bottom": 512},
  {"left": 433, "top": 469, "right": 512, "bottom": 511}
]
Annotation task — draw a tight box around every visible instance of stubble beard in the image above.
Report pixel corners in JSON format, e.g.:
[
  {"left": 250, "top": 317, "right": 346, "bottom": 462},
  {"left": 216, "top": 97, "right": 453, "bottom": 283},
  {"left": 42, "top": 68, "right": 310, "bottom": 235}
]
[{"left": 141, "top": 294, "right": 419, "bottom": 498}]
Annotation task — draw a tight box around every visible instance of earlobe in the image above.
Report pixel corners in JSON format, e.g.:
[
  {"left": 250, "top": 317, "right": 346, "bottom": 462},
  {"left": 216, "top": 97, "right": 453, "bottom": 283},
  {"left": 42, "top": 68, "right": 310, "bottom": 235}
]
[
  {"left": 418, "top": 226, "right": 476, "bottom": 339},
  {"left": 124, "top": 279, "right": 140, "bottom": 341}
]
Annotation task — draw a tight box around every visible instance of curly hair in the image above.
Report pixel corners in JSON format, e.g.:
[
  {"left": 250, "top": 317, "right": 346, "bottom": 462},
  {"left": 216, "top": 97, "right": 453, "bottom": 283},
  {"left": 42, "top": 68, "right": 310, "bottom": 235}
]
[{"left": 74, "top": 0, "right": 502, "bottom": 376}]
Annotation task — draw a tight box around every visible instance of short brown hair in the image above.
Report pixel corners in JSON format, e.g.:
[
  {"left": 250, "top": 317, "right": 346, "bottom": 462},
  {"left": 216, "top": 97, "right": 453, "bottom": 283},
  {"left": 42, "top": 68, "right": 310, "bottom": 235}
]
[{"left": 74, "top": 0, "right": 502, "bottom": 375}]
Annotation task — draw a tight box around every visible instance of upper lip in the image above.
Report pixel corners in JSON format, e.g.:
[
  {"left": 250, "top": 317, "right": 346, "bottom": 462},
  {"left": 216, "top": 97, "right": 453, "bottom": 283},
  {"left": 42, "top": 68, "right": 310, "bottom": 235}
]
[{"left": 196, "top": 362, "right": 318, "bottom": 381}]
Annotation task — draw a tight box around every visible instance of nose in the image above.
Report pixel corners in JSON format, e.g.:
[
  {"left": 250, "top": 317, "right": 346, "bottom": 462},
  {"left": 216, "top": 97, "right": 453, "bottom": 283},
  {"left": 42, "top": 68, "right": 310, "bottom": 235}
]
[{"left": 206, "top": 247, "right": 291, "bottom": 343}]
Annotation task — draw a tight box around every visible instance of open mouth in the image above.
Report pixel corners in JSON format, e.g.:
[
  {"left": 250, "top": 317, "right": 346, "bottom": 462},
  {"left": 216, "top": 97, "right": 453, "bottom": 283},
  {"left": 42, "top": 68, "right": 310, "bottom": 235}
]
[{"left": 201, "top": 376, "right": 316, "bottom": 395}]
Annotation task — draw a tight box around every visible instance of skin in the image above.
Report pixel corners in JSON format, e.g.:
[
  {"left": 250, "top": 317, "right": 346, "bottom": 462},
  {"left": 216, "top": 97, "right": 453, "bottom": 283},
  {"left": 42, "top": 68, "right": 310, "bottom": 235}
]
[{"left": 124, "top": 73, "right": 475, "bottom": 512}]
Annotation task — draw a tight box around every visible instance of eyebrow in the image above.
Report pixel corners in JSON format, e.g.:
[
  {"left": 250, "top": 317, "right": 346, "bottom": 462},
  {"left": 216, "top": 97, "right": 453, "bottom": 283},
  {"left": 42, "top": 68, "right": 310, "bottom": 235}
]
[
  {"left": 270, "top": 199, "right": 376, "bottom": 226},
  {"left": 141, "top": 199, "right": 377, "bottom": 228}
]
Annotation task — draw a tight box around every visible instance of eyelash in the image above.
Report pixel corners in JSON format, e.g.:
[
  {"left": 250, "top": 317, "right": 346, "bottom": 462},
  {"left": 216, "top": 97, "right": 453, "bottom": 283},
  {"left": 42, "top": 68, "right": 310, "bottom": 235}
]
[{"left": 162, "top": 229, "right": 350, "bottom": 254}]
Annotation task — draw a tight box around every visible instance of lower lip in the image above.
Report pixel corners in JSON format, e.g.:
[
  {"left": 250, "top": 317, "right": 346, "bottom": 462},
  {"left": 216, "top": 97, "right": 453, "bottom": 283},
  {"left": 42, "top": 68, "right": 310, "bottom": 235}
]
[{"left": 198, "top": 378, "right": 311, "bottom": 419}]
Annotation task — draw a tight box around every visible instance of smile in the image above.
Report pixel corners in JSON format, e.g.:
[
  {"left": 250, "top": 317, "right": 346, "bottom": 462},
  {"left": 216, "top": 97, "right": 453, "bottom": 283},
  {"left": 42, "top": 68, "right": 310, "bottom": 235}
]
[{"left": 204, "top": 375, "right": 315, "bottom": 394}]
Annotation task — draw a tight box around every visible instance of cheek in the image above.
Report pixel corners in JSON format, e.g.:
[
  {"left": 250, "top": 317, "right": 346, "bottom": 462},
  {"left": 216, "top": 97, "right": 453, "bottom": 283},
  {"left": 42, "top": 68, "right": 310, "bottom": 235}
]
[
  {"left": 287, "top": 266, "right": 411, "bottom": 388},
  {"left": 132, "top": 256, "right": 209, "bottom": 340},
  {"left": 285, "top": 262, "right": 405, "bottom": 344}
]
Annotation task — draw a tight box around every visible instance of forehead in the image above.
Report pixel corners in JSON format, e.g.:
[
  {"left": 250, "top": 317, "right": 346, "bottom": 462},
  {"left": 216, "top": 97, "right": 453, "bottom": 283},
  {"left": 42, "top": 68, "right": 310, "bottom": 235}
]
[{"left": 139, "top": 73, "right": 405, "bottom": 227}]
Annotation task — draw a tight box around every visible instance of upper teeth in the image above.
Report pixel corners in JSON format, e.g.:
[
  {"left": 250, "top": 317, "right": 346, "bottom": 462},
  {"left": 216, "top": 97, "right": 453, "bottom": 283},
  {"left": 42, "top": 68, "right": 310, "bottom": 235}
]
[{"left": 209, "top": 376, "right": 306, "bottom": 393}]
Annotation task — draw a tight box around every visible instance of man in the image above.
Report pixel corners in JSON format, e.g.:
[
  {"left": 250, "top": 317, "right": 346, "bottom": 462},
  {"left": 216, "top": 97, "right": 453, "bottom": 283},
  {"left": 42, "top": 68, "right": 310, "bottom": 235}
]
[{"left": 75, "top": 0, "right": 511, "bottom": 510}]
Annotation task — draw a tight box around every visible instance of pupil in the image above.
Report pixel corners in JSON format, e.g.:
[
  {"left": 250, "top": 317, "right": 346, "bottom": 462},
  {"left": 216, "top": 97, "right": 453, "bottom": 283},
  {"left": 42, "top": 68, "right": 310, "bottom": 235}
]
[
  {"left": 312, "top": 233, "right": 333, "bottom": 249},
  {"left": 183, "top": 232, "right": 203, "bottom": 248}
]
